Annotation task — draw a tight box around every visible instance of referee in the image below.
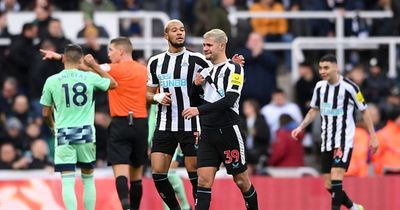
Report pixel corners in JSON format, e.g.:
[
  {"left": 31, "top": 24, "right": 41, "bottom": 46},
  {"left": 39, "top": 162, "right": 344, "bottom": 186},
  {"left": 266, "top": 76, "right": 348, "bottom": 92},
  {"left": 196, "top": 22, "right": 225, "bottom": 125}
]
[
  {"left": 41, "top": 37, "right": 148, "bottom": 210},
  {"left": 182, "top": 29, "right": 258, "bottom": 210},
  {"left": 292, "top": 54, "right": 378, "bottom": 210},
  {"left": 99, "top": 37, "right": 148, "bottom": 210}
]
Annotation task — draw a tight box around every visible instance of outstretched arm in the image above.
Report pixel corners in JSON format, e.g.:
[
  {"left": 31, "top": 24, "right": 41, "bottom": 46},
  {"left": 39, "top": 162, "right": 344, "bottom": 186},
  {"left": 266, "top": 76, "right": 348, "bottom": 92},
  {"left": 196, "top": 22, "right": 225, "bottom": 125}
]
[
  {"left": 40, "top": 49, "right": 62, "bottom": 61},
  {"left": 291, "top": 107, "right": 319, "bottom": 140}
]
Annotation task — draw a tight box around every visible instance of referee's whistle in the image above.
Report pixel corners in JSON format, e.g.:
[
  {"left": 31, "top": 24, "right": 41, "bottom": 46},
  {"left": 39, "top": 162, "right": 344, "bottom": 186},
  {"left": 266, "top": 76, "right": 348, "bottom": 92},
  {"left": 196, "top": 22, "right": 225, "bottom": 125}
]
[{"left": 128, "top": 111, "right": 133, "bottom": 126}]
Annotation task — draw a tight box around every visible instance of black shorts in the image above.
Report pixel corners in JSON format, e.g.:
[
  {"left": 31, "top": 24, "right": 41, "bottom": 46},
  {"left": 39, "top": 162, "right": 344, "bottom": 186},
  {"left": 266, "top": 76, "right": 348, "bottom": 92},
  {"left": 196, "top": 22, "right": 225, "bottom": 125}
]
[
  {"left": 197, "top": 125, "right": 247, "bottom": 175},
  {"left": 151, "top": 131, "right": 199, "bottom": 157},
  {"left": 321, "top": 148, "right": 353, "bottom": 174},
  {"left": 107, "top": 117, "right": 148, "bottom": 166}
]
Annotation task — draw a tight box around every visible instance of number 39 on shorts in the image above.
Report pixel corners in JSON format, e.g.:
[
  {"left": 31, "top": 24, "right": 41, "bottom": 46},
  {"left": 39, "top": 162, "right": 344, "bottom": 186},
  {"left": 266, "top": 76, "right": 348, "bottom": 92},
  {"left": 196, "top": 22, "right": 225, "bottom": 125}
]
[{"left": 224, "top": 149, "right": 240, "bottom": 164}]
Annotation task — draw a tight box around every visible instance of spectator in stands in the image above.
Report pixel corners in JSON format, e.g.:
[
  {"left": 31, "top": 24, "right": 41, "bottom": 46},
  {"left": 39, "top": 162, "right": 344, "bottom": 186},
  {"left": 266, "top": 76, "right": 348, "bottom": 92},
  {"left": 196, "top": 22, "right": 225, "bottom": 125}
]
[
  {"left": 345, "top": 120, "right": 369, "bottom": 177},
  {"left": 0, "top": 11, "right": 9, "bottom": 38},
  {"left": 22, "top": 0, "right": 60, "bottom": 11},
  {"left": 28, "top": 138, "right": 53, "bottom": 170},
  {"left": 373, "top": 109, "right": 400, "bottom": 175},
  {"left": 80, "top": 22, "right": 109, "bottom": 63},
  {"left": 269, "top": 114, "right": 304, "bottom": 167},
  {"left": 261, "top": 88, "right": 303, "bottom": 142},
  {"left": 119, "top": 1, "right": 142, "bottom": 38},
  {"left": 7, "top": 23, "right": 38, "bottom": 92},
  {"left": 371, "top": 0, "right": 396, "bottom": 36},
  {"left": 0, "top": 11, "right": 10, "bottom": 80},
  {"left": 29, "top": 39, "right": 63, "bottom": 117},
  {"left": 9, "top": 95, "right": 38, "bottom": 128},
  {"left": 193, "top": 0, "right": 231, "bottom": 38},
  {"left": 393, "top": 0, "right": 400, "bottom": 35},
  {"left": 347, "top": 65, "right": 367, "bottom": 94},
  {"left": 250, "top": 0, "right": 288, "bottom": 41},
  {"left": 77, "top": 13, "right": 109, "bottom": 38},
  {"left": 4, "top": 117, "right": 25, "bottom": 150},
  {"left": 0, "top": 77, "right": 19, "bottom": 119},
  {"left": 112, "top": 0, "right": 142, "bottom": 10},
  {"left": 21, "top": 122, "right": 42, "bottom": 151},
  {"left": 364, "top": 58, "right": 395, "bottom": 104},
  {"left": 367, "top": 103, "right": 385, "bottom": 131},
  {"left": 0, "top": 142, "right": 30, "bottom": 169},
  {"left": 238, "top": 32, "right": 278, "bottom": 106},
  {"left": 120, "top": 21, "right": 142, "bottom": 38},
  {"left": 80, "top": 0, "right": 116, "bottom": 17},
  {"left": 33, "top": 5, "right": 54, "bottom": 41},
  {"left": 249, "top": 0, "right": 292, "bottom": 69},
  {"left": 242, "top": 99, "right": 270, "bottom": 174},
  {"left": 51, "top": 0, "right": 80, "bottom": 11},
  {"left": 379, "top": 87, "right": 400, "bottom": 124},
  {"left": 295, "top": 62, "right": 320, "bottom": 116},
  {"left": 286, "top": 1, "right": 311, "bottom": 38},
  {"left": 0, "top": 0, "right": 21, "bottom": 12},
  {"left": 300, "top": 0, "right": 333, "bottom": 37},
  {"left": 45, "top": 18, "right": 72, "bottom": 53}
]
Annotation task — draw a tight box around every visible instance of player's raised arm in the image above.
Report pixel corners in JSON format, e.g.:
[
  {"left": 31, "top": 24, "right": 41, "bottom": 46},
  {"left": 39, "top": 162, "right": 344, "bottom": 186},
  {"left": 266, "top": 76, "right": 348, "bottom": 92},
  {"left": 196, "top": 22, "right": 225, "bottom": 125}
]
[
  {"left": 40, "top": 49, "right": 62, "bottom": 61},
  {"left": 83, "top": 54, "right": 118, "bottom": 89}
]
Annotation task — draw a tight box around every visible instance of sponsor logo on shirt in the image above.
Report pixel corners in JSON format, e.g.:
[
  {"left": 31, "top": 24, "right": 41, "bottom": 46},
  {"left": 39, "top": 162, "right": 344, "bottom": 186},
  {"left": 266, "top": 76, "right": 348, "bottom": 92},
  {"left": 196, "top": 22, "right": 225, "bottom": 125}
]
[
  {"left": 158, "top": 73, "right": 187, "bottom": 88},
  {"left": 320, "top": 102, "right": 344, "bottom": 116}
]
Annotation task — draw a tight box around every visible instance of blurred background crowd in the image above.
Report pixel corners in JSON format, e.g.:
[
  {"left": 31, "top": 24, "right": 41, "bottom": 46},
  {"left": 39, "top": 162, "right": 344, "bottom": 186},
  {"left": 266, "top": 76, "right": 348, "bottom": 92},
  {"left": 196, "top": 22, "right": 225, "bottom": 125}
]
[{"left": 0, "top": 0, "right": 400, "bottom": 177}]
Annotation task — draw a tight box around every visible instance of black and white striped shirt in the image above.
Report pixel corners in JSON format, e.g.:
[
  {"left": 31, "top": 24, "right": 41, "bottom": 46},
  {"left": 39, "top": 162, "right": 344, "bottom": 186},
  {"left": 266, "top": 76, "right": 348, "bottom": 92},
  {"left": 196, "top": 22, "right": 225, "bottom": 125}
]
[
  {"left": 197, "top": 60, "right": 244, "bottom": 128},
  {"left": 310, "top": 76, "right": 367, "bottom": 152},
  {"left": 147, "top": 48, "right": 210, "bottom": 131}
]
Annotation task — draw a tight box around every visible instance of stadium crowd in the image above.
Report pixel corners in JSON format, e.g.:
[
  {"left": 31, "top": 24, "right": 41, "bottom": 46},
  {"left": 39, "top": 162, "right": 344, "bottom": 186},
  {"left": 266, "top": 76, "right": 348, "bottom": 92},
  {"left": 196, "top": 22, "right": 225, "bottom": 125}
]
[{"left": 0, "top": 0, "right": 400, "bottom": 176}]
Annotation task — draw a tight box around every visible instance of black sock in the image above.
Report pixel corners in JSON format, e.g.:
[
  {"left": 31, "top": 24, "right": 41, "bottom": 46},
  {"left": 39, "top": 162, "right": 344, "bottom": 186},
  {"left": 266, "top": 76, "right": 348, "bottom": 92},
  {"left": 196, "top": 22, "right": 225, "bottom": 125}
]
[
  {"left": 342, "top": 190, "right": 354, "bottom": 209},
  {"left": 242, "top": 185, "right": 258, "bottom": 210},
  {"left": 152, "top": 173, "right": 180, "bottom": 209},
  {"left": 327, "top": 188, "right": 353, "bottom": 208},
  {"left": 331, "top": 180, "right": 343, "bottom": 210},
  {"left": 116, "top": 176, "right": 130, "bottom": 210},
  {"left": 188, "top": 171, "right": 198, "bottom": 200},
  {"left": 195, "top": 187, "right": 211, "bottom": 210},
  {"left": 130, "top": 180, "right": 142, "bottom": 210}
]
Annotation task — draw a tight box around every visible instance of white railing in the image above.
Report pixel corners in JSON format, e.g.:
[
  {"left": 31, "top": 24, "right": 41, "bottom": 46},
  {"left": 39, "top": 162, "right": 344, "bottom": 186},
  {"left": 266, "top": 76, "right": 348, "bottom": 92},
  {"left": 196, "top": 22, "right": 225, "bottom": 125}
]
[
  {"left": 291, "top": 37, "right": 400, "bottom": 81},
  {"left": 5, "top": 11, "right": 170, "bottom": 58},
  {"left": 1, "top": 10, "right": 395, "bottom": 72},
  {"left": 228, "top": 10, "right": 393, "bottom": 75},
  {"left": 94, "top": 11, "right": 169, "bottom": 58}
]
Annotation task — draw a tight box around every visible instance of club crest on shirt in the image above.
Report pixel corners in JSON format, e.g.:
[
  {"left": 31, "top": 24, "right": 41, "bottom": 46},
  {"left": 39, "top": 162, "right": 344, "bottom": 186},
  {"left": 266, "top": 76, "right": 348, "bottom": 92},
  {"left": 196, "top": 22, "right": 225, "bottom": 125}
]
[{"left": 181, "top": 61, "right": 189, "bottom": 67}]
